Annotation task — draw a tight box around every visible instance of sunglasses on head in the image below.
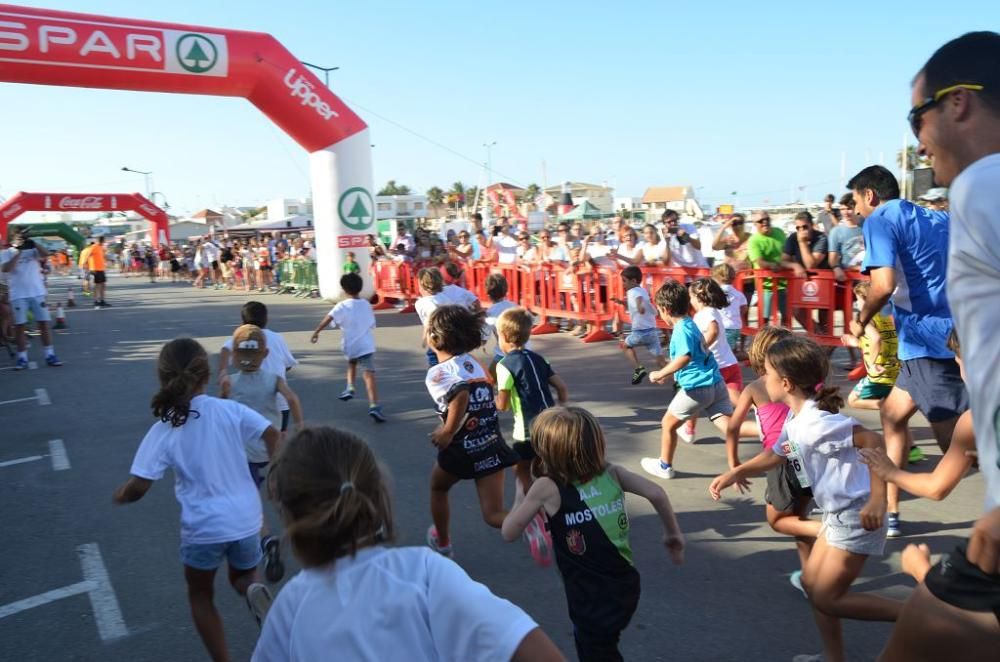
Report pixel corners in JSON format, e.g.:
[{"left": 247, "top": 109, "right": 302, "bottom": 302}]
[{"left": 908, "top": 83, "right": 984, "bottom": 137}]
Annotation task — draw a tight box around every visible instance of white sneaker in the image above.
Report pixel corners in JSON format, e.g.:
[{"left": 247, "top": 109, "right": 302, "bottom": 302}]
[
  {"left": 245, "top": 582, "right": 273, "bottom": 629},
  {"left": 792, "top": 654, "right": 824, "bottom": 662},
  {"left": 677, "top": 421, "right": 696, "bottom": 444},
  {"left": 641, "top": 457, "right": 676, "bottom": 479}
]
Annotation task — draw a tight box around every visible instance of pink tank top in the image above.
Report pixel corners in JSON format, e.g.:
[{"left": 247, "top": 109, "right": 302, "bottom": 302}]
[{"left": 755, "top": 401, "right": 791, "bottom": 450}]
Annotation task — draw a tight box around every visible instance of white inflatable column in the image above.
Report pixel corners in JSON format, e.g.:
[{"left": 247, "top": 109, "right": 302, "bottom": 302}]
[{"left": 310, "top": 129, "right": 375, "bottom": 299}]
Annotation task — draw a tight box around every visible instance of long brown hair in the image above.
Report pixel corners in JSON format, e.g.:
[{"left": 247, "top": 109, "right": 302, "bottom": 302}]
[
  {"left": 748, "top": 326, "right": 792, "bottom": 375},
  {"left": 151, "top": 338, "right": 210, "bottom": 427},
  {"left": 531, "top": 406, "right": 607, "bottom": 486},
  {"left": 268, "top": 427, "right": 395, "bottom": 567},
  {"left": 766, "top": 336, "right": 843, "bottom": 413}
]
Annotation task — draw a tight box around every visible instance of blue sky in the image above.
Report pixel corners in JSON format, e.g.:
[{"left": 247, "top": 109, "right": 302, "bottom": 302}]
[{"left": 1, "top": 1, "right": 997, "bottom": 216}]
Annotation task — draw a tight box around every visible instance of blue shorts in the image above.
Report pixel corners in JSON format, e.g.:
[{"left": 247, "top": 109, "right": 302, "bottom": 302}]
[
  {"left": 624, "top": 328, "right": 663, "bottom": 357},
  {"left": 349, "top": 353, "right": 376, "bottom": 372},
  {"left": 180, "top": 534, "right": 261, "bottom": 571},
  {"left": 724, "top": 328, "right": 742, "bottom": 349},
  {"left": 11, "top": 296, "right": 51, "bottom": 326}
]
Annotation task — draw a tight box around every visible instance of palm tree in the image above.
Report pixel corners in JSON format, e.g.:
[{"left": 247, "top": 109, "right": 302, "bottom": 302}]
[
  {"left": 896, "top": 145, "right": 932, "bottom": 171},
  {"left": 378, "top": 180, "right": 412, "bottom": 196},
  {"left": 448, "top": 182, "right": 465, "bottom": 210},
  {"left": 426, "top": 186, "right": 445, "bottom": 218},
  {"left": 521, "top": 183, "right": 541, "bottom": 211}
]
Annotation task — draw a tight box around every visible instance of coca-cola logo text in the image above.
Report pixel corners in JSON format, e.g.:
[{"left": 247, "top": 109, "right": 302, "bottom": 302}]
[
  {"left": 2, "top": 203, "right": 24, "bottom": 219},
  {"left": 59, "top": 196, "right": 104, "bottom": 210}
]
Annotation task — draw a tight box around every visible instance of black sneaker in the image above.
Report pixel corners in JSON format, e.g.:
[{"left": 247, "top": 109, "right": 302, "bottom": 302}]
[
  {"left": 262, "top": 536, "right": 284, "bottom": 583},
  {"left": 631, "top": 366, "right": 647, "bottom": 385},
  {"left": 100, "top": 301, "right": 112, "bottom": 308}
]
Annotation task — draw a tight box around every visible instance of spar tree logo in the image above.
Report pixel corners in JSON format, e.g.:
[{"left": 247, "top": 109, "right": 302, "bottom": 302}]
[
  {"left": 176, "top": 34, "right": 219, "bottom": 74},
  {"left": 338, "top": 187, "right": 375, "bottom": 231}
]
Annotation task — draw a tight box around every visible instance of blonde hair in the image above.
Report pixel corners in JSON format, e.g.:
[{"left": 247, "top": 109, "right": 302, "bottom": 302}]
[
  {"left": 417, "top": 267, "right": 443, "bottom": 294},
  {"left": 852, "top": 280, "right": 871, "bottom": 298},
  {"left": 531, "top": 407, "right": 607, "bottom": 486},
  {"left": 268, "top": 427, "right": 394, "bottom": 567},
  {"left": 497, "top": 307, "right": 533, "bottom": 346},
  {"left": 748, "top": 326, "right": 792, "bottom": 375},
  {"left": 711, "top": 262, "right": 735, "bottom": 284}
]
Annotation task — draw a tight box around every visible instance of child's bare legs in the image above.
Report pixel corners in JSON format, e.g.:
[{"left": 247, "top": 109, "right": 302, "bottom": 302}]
[
  {"left": 766, "top": 499, "right": 822, "bottom": 540},
  {"left": 848, "top": 390, "right": 884, "bottom": 411},
  {"left": 801, "top": 534, "right": 903, "bottom": 662},
  {"left": 900, "top": 543, "right": 932, "bottom": 582},
  {"left": 474, "top": 469, "right": 508, "bottom": 528},
  {"left": 430, "top": 464, "right": 459, "bottom": 545},
  {"left": 184, "top": 563, "right": 256, "bottom": 662},
  {"left": 361, "top": 369, "right": 378, "bottom": 404},
  {"left": 346, "top": 361, "right": 357, "bottom": 390},
  {"left": 514, "top": 460, "right": 533, "bottom": 497},
  {"left": 660, "top": 412, "right": 684, "bottom": 464},
  {"left": 623, "top": 345, "right": 641, "bottom": 369}
]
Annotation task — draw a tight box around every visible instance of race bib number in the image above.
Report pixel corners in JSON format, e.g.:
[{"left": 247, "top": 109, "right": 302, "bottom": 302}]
[{"left": 786, "top": 440, "right": 811, "bottom": 488}]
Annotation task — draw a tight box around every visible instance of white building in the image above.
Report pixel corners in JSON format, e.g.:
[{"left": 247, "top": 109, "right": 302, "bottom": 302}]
[
  {"left": 613, "top": 196, "right": 643, "bottom": 213},
  {"left": 266, "top": 197, "right": 312, "bottom": 222},
  {"left": 641, "top": 185, "right": 704, "bottom": 219},
  {"left": 375, "top": 194, "right": 428, "bottom": 220},
  {"left": 543, "top": 182, "right": 614, "bottom": 213}
]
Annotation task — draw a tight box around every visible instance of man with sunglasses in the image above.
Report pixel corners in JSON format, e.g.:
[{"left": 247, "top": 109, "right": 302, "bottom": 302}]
[{"left": 878, "top": 32, "right": 1000, "bottom": 661}]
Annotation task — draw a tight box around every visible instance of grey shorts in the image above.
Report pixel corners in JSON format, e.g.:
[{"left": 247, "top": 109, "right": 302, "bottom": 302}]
[
  {"left": 349, "top": 352, "right": 376, "bottom": 372},
  {"left": 820, "top": 504, "right": 887, "bottom": 556},
  {"left": 11, "top": 296, "right": 51, "bottom": 326},
  {"left": 895, "top": 357, "right": 969, "bottom": 423},
  {"left": 625, "top": 327, "right": 663, "bottom": 357},
  {"left": 668, "top": 380, "right": 733, "bottom": 421}
]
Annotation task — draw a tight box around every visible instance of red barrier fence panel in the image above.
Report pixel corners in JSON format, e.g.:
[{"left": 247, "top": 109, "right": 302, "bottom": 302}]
[{"left": 370, "top": 260, "right": 417, "bottom": 313}]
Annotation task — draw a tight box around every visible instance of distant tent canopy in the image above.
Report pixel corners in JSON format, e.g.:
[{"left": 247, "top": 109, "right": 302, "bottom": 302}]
[
  {"left": 558, "top": 200, "right": 607, "bottom": 220},
  {"left": 8, "top": 221, "right": 86, "bottom": 251},
  {"left": 225, "top": 215, "right": 313, "bottom": 236}
]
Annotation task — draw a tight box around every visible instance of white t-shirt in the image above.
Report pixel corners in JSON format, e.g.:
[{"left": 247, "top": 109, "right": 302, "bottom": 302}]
[
  {"left": 415, "top": 293, "right": 448, "bottom": 328},
  {"left": 224, "top": 329, "right": 298, "bottom": 411},
  {"left": 129, "top": 395, "right": 270, "bottom": 544},
  {"left": 693, "top": 307, "right": 737, "bottom": 368},
  {"left": 947, "top": 152, "right": 1000, "bottom": 511},
  {"left": 626, "top": 285, "right": 656, "bottom": 331},
  {"left": 668, "top": 223, "right": 709, "bottom": 268},
  {"left": 773, "top": 400, "right": 869, "bottom": 513},
  {"left": 485, "top": 299, "right": 532, "bottom": 358},
  {"left": 616, "top": 243, "right": 642, "bottom": 261},
  {"left": 719, "top": 284, "right": 747, "bottom": 330},
  {"left": 328, "top": 298, "right": 376, "bottom": 359},
  {"left": 640, "top": 240, "right": 668, "bottom": 264},
  {"left": 442, "top": 284, "right": 479, "bottom": 309},
  {"left": 251, "top": 546, "right": 537, "bottom": 662},
  {"left": 495, "top": 235, "right": 518, "bottom": 265},
  {"left": 202, "top": 242, "right": 219, "bottom": 262},
  {"left": 0, "top": 247, "right": 47, "bottom": 299}
]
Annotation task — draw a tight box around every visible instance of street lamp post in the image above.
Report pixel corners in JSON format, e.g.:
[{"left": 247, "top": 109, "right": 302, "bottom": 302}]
[
  {"left": 121, "top": 166, "right": 152, "bottom": 198},
  {"left": 483, "top": 141, "right": 496, "bottom": 220}
]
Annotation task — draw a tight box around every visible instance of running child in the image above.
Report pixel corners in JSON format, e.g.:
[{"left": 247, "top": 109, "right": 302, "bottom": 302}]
[
  {"left": 252, "top": 426, "right": 563, "bottom": 661},
  {"left": 495, "top": 306, "right": 569, "bottom": 497},
  {"left": 679, "top": 277, "right": 744, "bottom": 443},
  {"left": 711, "top": 263, "right": 748, "bottom": 357},
  {"left": 113, "top": 338, "right": 281, "bottom": 661},
  {"left": 502, "top": 406, "right": 684, "bottom": 662},
  {"left": 415, "top": 267, "right": 478, "bottom": 367},
  {"left": 218, "top": 301, "right": 298, "bottom": 434},
  {"left": 482, "top": 272, "right": 528, "bottom": 376},
  {"left": 840, "top": 280, "right": 900, "bottom": 410},
  {"left": 309, "top": 273, "right": 387, "bottom": 422},
  {"left": 342, "top": 251, "right": 361, "bottom": 274},
  {"left": 710, "top": 336, "right": 901, "bottom": 662},
  {"left": 641, "top": 280, "right": 733, "bottom": 480},
  {"left": 221, "top": 324, "right": 304, "bottom": 583},
  {"left": 610, "top": 266, "right": 666, "bottom": 385},
  {"left": 423, "top": 305, "right": 533, "bottom": 562}
]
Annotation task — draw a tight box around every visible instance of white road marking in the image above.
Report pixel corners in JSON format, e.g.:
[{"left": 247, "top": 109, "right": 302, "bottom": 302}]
[
  {"left": 0, "top": 581, "right": 95, "bottom": 619},
  {"left": 0, "top": 396, "right": 36, "bottom": 405},
  {"left": 77, "top": 543, "right": 128, "bottom": 641},
  {"left": 0, "top": 361, "right": 36, "bottom": 372},
  {"left": 48, "top": 439, "right": 70, "bottom": 471},
  {"left": 0, "top": 455, "right": 44, "bottom": 468},
  {"left": 35, "top": 388, "right": 50, "bottom": 406}
]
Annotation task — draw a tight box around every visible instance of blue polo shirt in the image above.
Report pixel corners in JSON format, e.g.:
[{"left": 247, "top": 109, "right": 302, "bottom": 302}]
[
  {"left": 669, "top": 316, "right": 721, "bottom": 390},
  {"left": 861, "top": 199, "right": 953, "bottom": 361}
]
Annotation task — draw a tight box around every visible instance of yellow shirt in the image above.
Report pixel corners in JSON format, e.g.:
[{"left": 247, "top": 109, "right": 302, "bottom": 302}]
[
  {"left": 862, "top": 312, "right": 900, "bottom": 385},
  {"left": 78, "top": 244, "right": 93, "bottom": 268}
]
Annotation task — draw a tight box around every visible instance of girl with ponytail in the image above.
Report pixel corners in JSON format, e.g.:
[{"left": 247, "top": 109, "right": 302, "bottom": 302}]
[
  {"left": 113, "top": 338, "right": 282, "bottom": 661},
  {"left": 709, "top": 336, "right": 903, "bottom": 662},
  {"left": 254, "top": 426, "right": 563, "bottom": 662}
]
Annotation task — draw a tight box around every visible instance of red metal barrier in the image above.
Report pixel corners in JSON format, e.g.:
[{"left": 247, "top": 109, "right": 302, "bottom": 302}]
[{"left": 370, "top": 260, "right": 418, "bottom": 313}]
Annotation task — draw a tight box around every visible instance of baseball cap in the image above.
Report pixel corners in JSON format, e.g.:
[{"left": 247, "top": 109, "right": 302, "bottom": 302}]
[
  {"left": 232, "top": 324, "right": 267, "bottom": 370},
  {"left": 919, "top": 187, "right": 948, "bottom": 202}
]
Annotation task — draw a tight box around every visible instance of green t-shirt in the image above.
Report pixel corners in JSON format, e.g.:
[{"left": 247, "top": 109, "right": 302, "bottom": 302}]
[
  {"left": 342, "top": 261, "right": 361, "bottom": 274},
  {"left": 747, "top": 228, "right": 787, "bottom": 290}
]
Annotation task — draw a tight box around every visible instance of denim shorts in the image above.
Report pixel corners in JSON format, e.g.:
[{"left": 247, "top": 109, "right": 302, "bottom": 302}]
[
  {"left": 820, "top": 504, "right": 887, "bottom": 556},
  {"left": 11, "top": 296, "right": 51, "bottom": 326},
  {"left": 349, "top": 352, "right": 376, "bottom": 372},
  {"left": 180, "top": 534, "right": 261, "bottom": 571},
  {"left": 624, "top": 327, "right": 663, "bottom": 357}
]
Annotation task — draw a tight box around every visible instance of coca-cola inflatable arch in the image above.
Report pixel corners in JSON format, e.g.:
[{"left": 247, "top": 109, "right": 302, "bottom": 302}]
[
  {"left": 0, "top": 4, "right": 373, "bottom": 297},
  {"left": 0, "top": 192, "right": 170, "bottom": 246}
]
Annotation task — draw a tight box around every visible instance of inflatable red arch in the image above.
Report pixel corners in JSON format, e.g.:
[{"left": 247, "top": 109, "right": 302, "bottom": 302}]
[
  {"left": 0, "top": 4, "right": 374, "bottom": 297},
  {"left": 0, "top": 191, "right": 169, "bottom": 246}
]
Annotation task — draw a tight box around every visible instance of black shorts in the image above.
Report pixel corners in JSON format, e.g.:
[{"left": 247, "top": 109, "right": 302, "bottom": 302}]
[
  {"left": 260, "top": 264, "right": 272, "bottom": 271},
  {"left": 170, "top": 259, "right": 181, "bottom": 273},
  {"left": 247, "top": 461, "right": 269, "bottom": 489},
  {"left": 512, "top": 439, "right": 536, "bottom": 462},
  {"left": 896, "top": 357, "right": 969, "bottom": 423},
  {"left": 211, "top": 260, "right": 219, "bottom": 270},
  {"left": 925, "top": 544, "right": 1000, "bottom": 621},
  {"left": 280, "top": 409, "right": 289, "bottom": 432},
  {"left": 92, "top": 270, "right": 107, "bottom": 284},
  {"left": 437, "top": 435, "right": 518, "bottom": 480},
  {"left": 765, "top": 460, "right": 813, "bottom": 512}
]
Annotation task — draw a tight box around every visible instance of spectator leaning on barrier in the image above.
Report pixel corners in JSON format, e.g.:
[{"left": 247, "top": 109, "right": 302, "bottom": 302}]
[
  {"left": 780, "top": 211, "right": 830, "bottom": 276},
  {"left": 662, "top": 209, "right": 708, "bottom": 268},
  {"left": 746, "top": 211, "right": 788, "bottom": 324},
  {"left": 828, "top": 193, "right": 865, "bottom": 279},
  {"left": 711, "top": 213, "right": 752, "bottom": 270},
  {"left": 850, "top": 164, "right": 968, "bottom": 539},
  {"left": 640, "top": 224, "right": 670, "bottom": 266}
]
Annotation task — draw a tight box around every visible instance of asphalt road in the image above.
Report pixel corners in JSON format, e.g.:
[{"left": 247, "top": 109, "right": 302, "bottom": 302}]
[{"left": 0, "top": 275, "right": 986, "bottom": 661}]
